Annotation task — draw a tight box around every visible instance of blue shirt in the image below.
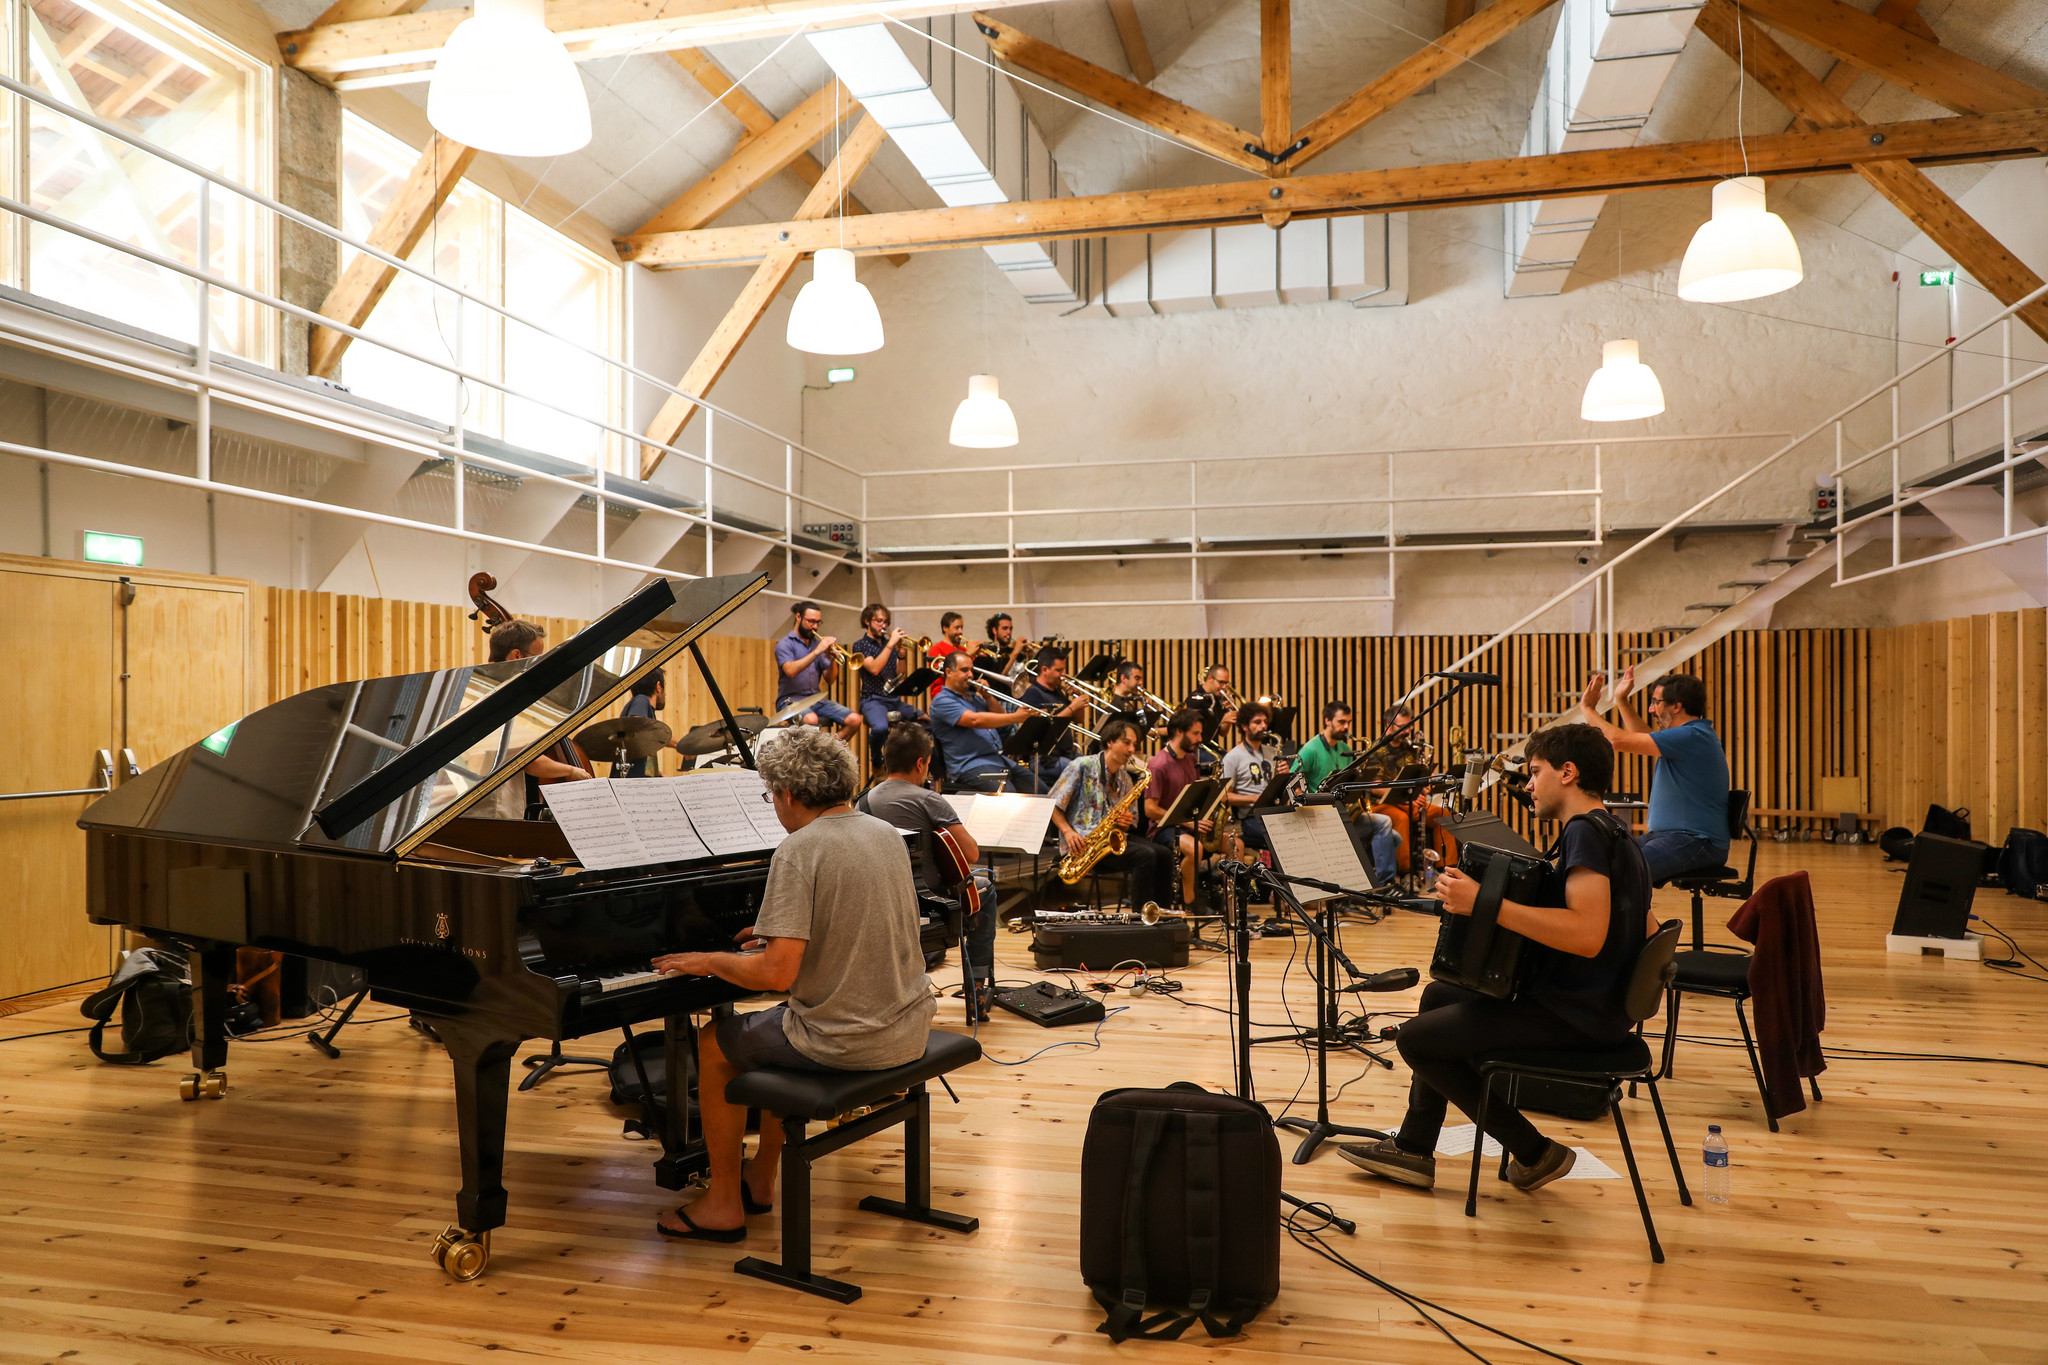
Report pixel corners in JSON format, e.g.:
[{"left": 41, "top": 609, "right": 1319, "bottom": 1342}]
[
  {"left": 775, "top": 630, "right": 826, "bottom": 707},
  {"left": 1647, "top": 719, "right": 1730, "bottom": 845},
  {"left": 930, "top": 685, "right": 1005, "bottom": 778}
]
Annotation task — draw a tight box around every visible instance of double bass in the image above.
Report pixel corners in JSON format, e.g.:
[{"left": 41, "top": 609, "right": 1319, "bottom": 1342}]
[{"left": 467, "top": 572, "right": 595, "bottom": 803}]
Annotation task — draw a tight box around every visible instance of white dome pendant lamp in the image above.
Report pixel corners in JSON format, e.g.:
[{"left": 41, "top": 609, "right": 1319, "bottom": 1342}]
[
  {"left": 427, "top": 0, "right": 591, "bottom": 157},
  {"left": 1581, "top": 340, "right": 1666, "bottom": 422},
  {"left": 1678, "top": 176, "right": 1803, "bottom": 303},
  {"left": 785, "top": 247, "right": 885, "bottom": 354},
  {"left": 949, "top": 374, "right": 1018, "bottom": 448}
]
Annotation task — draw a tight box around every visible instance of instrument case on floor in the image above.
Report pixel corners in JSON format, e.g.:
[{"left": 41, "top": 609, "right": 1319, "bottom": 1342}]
[{"left": 1031, "top": 918, "right": 1191, "bottom": 970}]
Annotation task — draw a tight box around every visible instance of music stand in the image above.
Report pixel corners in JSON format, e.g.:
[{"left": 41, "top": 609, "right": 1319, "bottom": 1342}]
[
  {"left": 1156, "top": 776, "right": 1223, "bottom": 832},
  {"left": 1077, "top": 653, "right": 1119, "bottom": 686},
  {"left": 891, "top": 665, "right": 941, "bottom": 698},
  {"left": 1265, "top": 705, "right": 1299, "bottom": 746},
  {"left": 1249, "top": 770, "right": 1294, "bottom": 811}
]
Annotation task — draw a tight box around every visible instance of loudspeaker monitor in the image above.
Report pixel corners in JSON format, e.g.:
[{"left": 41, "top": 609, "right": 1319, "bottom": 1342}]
[{"left": 1891, "top": 832, "right": 1989, "bottom": 940}]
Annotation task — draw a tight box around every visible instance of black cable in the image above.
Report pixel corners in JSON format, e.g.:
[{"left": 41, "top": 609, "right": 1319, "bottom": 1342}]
[
  {"left": 0, "top": 973, "right": 110, "bottom": 1005},
  {"left": 0, "top": 1025, "right": 93, "bottom": 1044},
  {"left": 1284, "top": 1203, "right": 1586, "bottom": 1365},
  {"left": 1663, "top": 1031, "right": 2048, "bottom": 1070}
]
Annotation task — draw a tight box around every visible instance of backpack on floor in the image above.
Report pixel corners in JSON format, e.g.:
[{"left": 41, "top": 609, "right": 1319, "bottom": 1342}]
[
  {"left": 78, "top": 947, "right": 191, "bottom": 1066},
  {"left": 1079, "top": 1082, "right": 1281, "bottom": 1343},
  {"left": 1998, "top": 829, "right": 2048, "bottom": 900},
  {"left": 1879, "top": 827, "right": 1916, "bottom": 863},
  {"left": 1923, "top": 804, "right": 1972, "bottom": 841}
]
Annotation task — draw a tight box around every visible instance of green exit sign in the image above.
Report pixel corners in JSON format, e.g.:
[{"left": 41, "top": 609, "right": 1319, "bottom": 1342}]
[
  {"left": 1919, "top": 270, "right": 1956, "bottom": 287},
  {"left": 81, "top": 530, "right": 144, "bottom": 566},
  {"left": 826, "top": 367, "right": 855, "bottom": 384}
]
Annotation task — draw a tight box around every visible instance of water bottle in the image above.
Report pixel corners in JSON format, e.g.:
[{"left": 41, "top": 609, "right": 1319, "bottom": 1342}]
[{"left": 1702, "top": 1125, "right": 1730, "bottom": 1204}]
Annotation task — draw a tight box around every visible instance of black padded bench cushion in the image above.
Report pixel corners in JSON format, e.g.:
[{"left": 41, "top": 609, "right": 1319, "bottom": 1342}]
[
  {"left": 1477, "top": 1037, "right": 1654, "bottom": 1078},
  {"left": 1670, "top": 866, "right": 1740, "bottom": 887},
  {"left": 725, "top": 1030, "right": 982, "bottom": 1121}
]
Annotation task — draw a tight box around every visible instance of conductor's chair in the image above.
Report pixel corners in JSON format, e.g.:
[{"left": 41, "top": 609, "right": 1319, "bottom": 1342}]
[
  {"left": 1466, "top": 919, "right": 1691, "bottom": 1263},
  {"left": 725, "top": 1029, "right": 981, "bottom": 1302},
  {"left": 1667, "top": 790, "right": 1757, "bottom": 952}
]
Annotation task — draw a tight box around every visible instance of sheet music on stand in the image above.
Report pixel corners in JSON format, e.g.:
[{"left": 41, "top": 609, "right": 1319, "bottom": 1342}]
[
  {"left": 1262, "top": 805, "right": 1375, "bottom": 902},
  {"left": 542, "top": 773, "right": 785, "bottom": 869},
  {"left": 945, "top": 792, "right": 1054, "bottom": 853}
]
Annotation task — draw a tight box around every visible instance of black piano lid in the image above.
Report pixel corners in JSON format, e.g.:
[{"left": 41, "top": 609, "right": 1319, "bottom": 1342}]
[{"left": 79, "top": 572, "right": 769, "bottom": 861}]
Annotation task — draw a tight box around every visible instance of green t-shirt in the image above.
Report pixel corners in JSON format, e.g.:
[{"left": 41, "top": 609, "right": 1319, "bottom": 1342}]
[{"left": 1294, "top": 733, "right": 1352, "bottom": 793}]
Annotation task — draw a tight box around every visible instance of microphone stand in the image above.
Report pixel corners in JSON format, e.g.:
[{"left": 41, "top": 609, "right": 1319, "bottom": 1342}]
[
  {"left": 1315, "top": 674, "right": 1490, "bottom": 794},
  {"left": 1236, "top": 861, "right": 1399, "bottom": 1165},
  {"left": 1218, "top": 860, "right": 1358, "bottom": 1235}
]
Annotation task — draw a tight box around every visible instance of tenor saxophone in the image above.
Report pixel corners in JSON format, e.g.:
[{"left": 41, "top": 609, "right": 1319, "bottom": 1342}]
[{"left": 1057, "top": 765, "right": 1151, "bottom": 884}]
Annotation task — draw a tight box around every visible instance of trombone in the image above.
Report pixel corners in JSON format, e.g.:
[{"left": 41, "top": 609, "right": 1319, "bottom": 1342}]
[{"left": 978, "top": 671, "right": 1101, "bottom": 743}]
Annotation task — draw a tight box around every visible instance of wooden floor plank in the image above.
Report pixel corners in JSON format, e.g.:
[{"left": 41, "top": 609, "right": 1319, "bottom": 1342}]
[{"left": 3, "top": 843, "right": 2046, "bottom": 1362}]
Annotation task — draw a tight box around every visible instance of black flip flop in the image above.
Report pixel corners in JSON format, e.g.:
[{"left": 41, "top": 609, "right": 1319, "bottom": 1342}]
[
  {"left": 656, "top": 1205, "right": 746, "bottom": 1243},
  {"left": 741, "top": 1187, "right": 772, "bottom": 1216}
]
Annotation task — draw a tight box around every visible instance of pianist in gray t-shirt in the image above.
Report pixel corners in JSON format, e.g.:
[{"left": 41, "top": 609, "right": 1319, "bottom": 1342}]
[{"left": 649, "top": 727, "right": 935, "bottom": 1243}]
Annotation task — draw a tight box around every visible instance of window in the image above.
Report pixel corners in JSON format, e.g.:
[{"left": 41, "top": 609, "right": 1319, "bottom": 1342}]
[
  {"left": 338, "top": 113, "right": 624, "bottom": 473},
  {"left": 9, "top": 0, "right": 270, "bottom": 359}
]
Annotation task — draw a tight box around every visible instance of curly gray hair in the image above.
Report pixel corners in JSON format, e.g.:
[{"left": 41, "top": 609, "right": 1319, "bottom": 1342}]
[{"left": 755, "top": 726, "right": 858, "bottom": 809}]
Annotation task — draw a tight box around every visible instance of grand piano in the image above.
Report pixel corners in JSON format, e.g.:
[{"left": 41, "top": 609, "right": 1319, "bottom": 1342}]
[{"left": 80, "top": 572, "right": 778, "bottom": 1280}]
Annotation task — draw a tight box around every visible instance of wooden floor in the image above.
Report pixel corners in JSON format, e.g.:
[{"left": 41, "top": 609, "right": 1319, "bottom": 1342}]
[{"left": 3, "top": 843, "right": 2045, "bottom": 1364}]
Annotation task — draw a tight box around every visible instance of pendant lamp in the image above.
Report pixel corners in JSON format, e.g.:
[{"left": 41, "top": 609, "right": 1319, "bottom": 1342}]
[
  {"left": 1581, "top": 339, "right": 1665, "bottom": 422},
  {"left": 949, "top": 374, "right": 1018, "bottom": 448},
  {"left": 427, "top": 0, "right": 590, "bottom": 157},
  {"left": 1678, "top": 176, "right": 1803, "bottom": 303},
  {"left": 786, "top": 248, "right": 884, "bottom": 355}
]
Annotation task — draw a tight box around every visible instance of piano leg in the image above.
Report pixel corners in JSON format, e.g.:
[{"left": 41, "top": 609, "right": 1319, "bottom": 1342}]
[
  {"left": 654, "top": 1013, "right": 708, "bottom": 1191},
  {"left": 433, "top": 1019, "right": 520, "bottom": 1281},
  {"left": 179, "top": 944, "right": 235, "bottom": 1102}
]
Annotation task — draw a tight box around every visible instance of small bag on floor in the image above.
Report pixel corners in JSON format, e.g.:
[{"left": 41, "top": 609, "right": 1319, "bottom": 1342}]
[
  {"left": 79, "top": 947, "right": 191, "bottom": 1065},
  {"left": 1079, "top": 1081, "right": 1280, "bottom": 1342}
]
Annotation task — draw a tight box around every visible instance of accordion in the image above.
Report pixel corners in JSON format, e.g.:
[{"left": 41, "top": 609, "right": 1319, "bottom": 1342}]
[{"left": 1429, "top": 841, "right": 1554, "bottom": 999}]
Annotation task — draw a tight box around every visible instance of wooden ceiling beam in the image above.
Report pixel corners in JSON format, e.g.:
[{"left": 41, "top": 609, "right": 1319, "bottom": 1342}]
[
  {"left": 1698, "top": 0, "right": 2048, "bottom": 343},
  {"left": 309, "top": 134, "right": 477, "bottom": 379},
  {"left": 1106, "top": 0, "right": 1155, "bottom": 85},
  {"left": 639, "top": 117, "right": 886, "bottom": 478},
  {"left": 1820, "top": 0, "right": 1935, "bottom": 99},
  {"left": 308, "top": 0, "right": 427, "bottom": 28},
  {"left": 633, "top": 80, "right": 852, "bottom": 236},
  {"left": 279, "top": 0, "right": 984, "bottom": 82},
  {"left": 1289, "top": 0, "right": 1560, "bottom": 171},
  {"left": 1261, "top": 0, "right": 1291, "bottom": 168},
  {"left": 616, "top": 109, "right": 2048, "bottom": 267},
  {"left": 666, "top": 50, "right": 906, "bottom": 265},
  {"left": 972, "top": 11, "right": 1271, "bottom": 175},
  {"left": 1736, "top": 0, "right": 2048, "bottom": 115}
]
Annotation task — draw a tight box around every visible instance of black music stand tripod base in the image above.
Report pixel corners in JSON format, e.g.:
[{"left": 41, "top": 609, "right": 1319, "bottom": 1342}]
[
  {"left": 518, "top": 1040, "right": 610, "bottom": 1091},
  {"left": 1275, "top": 1112, "right": 1386, "bottom": 1165}
]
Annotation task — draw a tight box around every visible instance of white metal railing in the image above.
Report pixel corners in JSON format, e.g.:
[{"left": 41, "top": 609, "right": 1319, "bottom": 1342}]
[
  {"left": 857, "top": 433, "right": 1782, "bottom": 613},
  {"left": 0, "top": 73, "right": 862, "bottom": 609},
  {"left": 1404, "top": 275, "right": 2048, "bottom": 706}
]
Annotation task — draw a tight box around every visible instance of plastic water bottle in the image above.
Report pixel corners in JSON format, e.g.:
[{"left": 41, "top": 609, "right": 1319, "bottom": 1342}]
[{"left": 1702, "top": 1125, "right": 1730, "bottom": 1204}]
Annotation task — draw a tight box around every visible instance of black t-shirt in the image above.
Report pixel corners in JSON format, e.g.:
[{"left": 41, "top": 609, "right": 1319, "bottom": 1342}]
[
  {"left": 1524, "top": 810, "right": 1651, "bottom": 1041},
  {"left": 1020, "top": 681, "right": 1076, "bottom": 756}
]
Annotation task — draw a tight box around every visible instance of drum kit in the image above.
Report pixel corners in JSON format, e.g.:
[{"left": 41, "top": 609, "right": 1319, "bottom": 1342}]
[{"left": 573, "top": 692, "right": 826, "bottom": 772}]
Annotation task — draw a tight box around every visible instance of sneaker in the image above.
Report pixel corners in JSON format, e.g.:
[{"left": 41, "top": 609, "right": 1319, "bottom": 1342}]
[
  {"left": 1335, "top": 1137, "right": 1436, "bottom": 1189},
  {"left": 1506, "top": 1141, "right": 1577, "bottom": 1192}
]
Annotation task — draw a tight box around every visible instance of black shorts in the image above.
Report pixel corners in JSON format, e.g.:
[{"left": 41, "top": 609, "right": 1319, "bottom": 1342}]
[{"left": 712, "top": 1005, "right": 837, "bottom": 1073}]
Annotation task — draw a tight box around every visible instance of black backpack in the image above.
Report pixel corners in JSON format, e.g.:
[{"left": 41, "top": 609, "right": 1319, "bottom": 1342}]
[
  {"left": 79, "top": 947, "right": 192, "bottom": 1066},
  {"left": 1079, "top": 1082, "right": 1280, "bottom": 1342},
  {"left": 1998, "top": 829, "right": 2048, "bottom": 900},
  {"left": 1923, "top": 804, "right": 1972, "bottom": 841}
]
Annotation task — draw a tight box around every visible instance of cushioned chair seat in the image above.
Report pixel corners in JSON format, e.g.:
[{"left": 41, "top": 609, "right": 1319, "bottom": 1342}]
[
  {"left": 1477, "top": 1037, "right": 1653, "bottom": 1078},
  {"left": 1672, "top": 948, "right": 1752, "bottom": 992},
  {"left": 1670, "top": 866, "right": 1740, "bottom": 886},
  {"left": 726, "top": 1030, "right": 982, "bottom": 1121}
]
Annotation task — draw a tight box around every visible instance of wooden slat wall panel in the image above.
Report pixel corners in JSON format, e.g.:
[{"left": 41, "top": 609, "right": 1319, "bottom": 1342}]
[{"left": 1870, "top": 607, "right": 2047, "bottom": 846}]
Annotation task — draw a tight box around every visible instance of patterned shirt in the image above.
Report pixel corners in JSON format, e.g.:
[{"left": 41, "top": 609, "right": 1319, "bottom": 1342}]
[
  {"left": 850, "top": 632, "right": 900, "bottom": 697},
  {"left": 1049, "top": 752, "right": 1142, "bottom": 836}
]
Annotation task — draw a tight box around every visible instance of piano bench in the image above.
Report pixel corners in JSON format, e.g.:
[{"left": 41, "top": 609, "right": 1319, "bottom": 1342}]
[{"left": 725, "top": 1029, "right": 982, "bottom": 1302}]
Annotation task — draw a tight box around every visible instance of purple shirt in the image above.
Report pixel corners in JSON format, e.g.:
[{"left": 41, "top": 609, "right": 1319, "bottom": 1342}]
[{"left": 776, "top": 630, "right": 827, "bottom": 706}]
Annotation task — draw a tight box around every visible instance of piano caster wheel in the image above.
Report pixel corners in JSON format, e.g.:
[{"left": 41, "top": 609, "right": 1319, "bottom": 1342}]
[
  {"left": 179, "top": 1070, "right": 227, "bottom": 1101},
  {"left": 432, "top": 1226, "right": 490, "bottom": 1282}
]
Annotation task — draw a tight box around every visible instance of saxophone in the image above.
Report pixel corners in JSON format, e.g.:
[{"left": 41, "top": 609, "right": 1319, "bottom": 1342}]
[{"left": 1057, "top": 763, "right": 1151, "bottom": 884}]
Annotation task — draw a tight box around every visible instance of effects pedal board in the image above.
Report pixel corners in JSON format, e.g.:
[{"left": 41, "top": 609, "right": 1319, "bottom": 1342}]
[{"left": 992, "top": 980, "right": 1107, "bottom": 1028}]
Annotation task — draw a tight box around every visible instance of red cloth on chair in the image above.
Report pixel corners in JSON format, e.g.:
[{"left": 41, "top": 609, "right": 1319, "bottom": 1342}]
[{"left": 1726, "top": 871, "right": 1827, "bottom": 1120}]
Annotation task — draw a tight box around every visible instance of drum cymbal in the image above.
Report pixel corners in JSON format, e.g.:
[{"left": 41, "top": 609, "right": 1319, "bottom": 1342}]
[
  {"left": 573, "top": 715, "right": 673, "bottom": 761},
  {"left": 767, "top": 693, "right": 826, "bottom": 727},
  {"left": 674, "top": 712, "right": 771, "bottom": 755}
]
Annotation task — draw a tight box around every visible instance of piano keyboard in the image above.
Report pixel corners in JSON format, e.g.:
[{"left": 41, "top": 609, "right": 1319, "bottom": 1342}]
[{"left": 596, "top": 968, "right": 667, "bottom": 992}]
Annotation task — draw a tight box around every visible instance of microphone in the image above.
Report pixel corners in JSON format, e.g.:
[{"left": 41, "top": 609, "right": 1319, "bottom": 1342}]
[
  {"left": 1460, "top": 751, "right": 1488, "bottom": 801},
  {"left": 1432, "top": 670, "right": 1500, "bottom": 686},
  {"left": 1342, "top": 967, "right": 1421, "bottom": 993}
]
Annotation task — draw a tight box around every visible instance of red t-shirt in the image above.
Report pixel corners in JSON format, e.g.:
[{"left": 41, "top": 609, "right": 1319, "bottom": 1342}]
[
  {"left": 927, "top": 640, "right": 957, "bottom": 699},
  {"left": 1147, "top": 745, "right": 1202, "bottom": 836}
]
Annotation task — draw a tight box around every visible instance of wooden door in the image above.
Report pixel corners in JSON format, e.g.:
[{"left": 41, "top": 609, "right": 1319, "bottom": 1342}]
[
  {"left": 0, "top": 559, "right": 252, "bottom": 1004},
  {"left": 0, "top": 567, "right": 118, "bottom": 1001}
]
